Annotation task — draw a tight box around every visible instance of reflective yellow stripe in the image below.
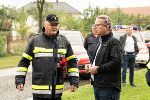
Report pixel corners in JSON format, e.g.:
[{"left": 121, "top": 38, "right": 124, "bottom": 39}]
[
  {"left": 33, "top": 47, "right": 53, "bottom": 53},
  {"left": 33, "top": 47, "right": 67, "bottom": 54},
  {"left": 66, "top": 55, "right": 76, "bottom": 61},
  {"left": 147, "top": 61, "right": 150, "bottom": 69},
  {"left": 68, "top": 68, "right": 79, "bottom": 72},
  {"left": 17, "top": 67, "right": 28, "bottom": 72},
  {"left": 32, "top": 84, "right": 64, "bottom": 90},
  {"left": 23, "top": 53, "right": 33, "bottom": 60},
  {"left": 50, "top": 84, "right": 64, "bottom": 90},
  {"left": 56, "top": 85, "right": 64, "bottom": 89},
  {"left": 58, "top": 49, "right": 67, "bottom": 54},
  {"left": 32, "top": 85, "right": 49, "bottom": 90}
]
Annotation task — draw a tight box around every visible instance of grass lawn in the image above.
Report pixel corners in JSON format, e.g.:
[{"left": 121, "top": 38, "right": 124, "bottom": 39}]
[
  {"left": 0, "top": 56, "right": 21, "bottom": 69},
  {"left": 62, "top": 68, "right": 150, "bottom": 100}
]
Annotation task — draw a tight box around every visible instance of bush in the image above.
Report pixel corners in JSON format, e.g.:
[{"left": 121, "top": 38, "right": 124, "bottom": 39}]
[{"left": 0, "top": 35, "right": 6, "bottom": 56}]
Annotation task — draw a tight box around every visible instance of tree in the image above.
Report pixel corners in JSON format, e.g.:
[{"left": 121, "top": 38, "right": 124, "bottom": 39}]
[
  {"left": 14, "top": 7, "right": 30, "bottom": 36},
  {"left": 37, "top": 0, "right": 45, "bottom": 33},
  {"left": 82, "top": 5, "right": 101, "bottom": 34},
  {"left": 0, "top": 5, "right": 16, "bottom": 55}
]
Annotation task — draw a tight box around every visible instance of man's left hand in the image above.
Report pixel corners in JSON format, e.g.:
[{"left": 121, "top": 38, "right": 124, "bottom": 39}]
[
  {"left": 89, "top": 66, "right": 98, "bottom": 74},
  {"left": 71, "top": 85, "right": 77, "bottom": 92}
]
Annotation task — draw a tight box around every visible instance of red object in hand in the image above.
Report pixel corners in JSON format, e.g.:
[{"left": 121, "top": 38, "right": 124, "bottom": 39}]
[{"left": 58, "top": 58, "right": 68, "bottom": 78}]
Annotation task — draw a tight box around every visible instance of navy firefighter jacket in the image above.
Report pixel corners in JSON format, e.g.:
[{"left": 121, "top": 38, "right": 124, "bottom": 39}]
[{"left": 15, "top": 31, "right": 79, "bottom": 98}]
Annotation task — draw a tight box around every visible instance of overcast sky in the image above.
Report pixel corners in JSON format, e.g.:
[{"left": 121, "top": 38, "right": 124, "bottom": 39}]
[{"left": 0, "top": 0, "right": 150, "bottom": 13}]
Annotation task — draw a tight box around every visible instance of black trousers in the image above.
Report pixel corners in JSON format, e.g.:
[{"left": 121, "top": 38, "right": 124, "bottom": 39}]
[{"left": 33, "top": 97, "right": 61, "bottom": 100}]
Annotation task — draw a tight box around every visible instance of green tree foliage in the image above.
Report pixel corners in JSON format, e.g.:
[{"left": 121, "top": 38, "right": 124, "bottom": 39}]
[
  {"left": 0, "top": 6, "right": 15, "bottom": 55},
  {"left": 27, "top": 2, "right": 84, "bottom": 34},
  {"left": 14, "top": 8, "right": 30, "bottom": 36},
  {"left": 26, "top": 1, "right": 52, "bottom": 27},
  {"left": 82, "top": 5, "right": 101, "bottom": 34},
  {"left": 82, "top": 6, "right": 150, "bottom": 36},
  {"left": 0, "top": 35, "right": 5, "bottom": 54}
]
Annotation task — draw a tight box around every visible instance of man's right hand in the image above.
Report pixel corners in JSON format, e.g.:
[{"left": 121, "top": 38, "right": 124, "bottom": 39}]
[
  {"left": 17, "top": 84, "right": 24, "bottom": 91},
  {"left": 85, "top": 64, "right": 92, "bottom": 73}
]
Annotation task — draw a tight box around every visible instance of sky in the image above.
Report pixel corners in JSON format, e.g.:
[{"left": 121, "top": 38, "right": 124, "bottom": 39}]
[{"left": 0, "top": 0, "right": 150, "bottom": 13}]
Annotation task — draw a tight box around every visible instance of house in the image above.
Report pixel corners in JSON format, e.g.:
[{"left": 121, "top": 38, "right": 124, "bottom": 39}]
[
  {"left": 17, "top": 2, "right": 81, "bottom": 15},
  {"left": 107, "top": 6, "right": 150, "bottom": 16},
  {"left": 12, "top": 2, "right": 81, "bottom": 39}
]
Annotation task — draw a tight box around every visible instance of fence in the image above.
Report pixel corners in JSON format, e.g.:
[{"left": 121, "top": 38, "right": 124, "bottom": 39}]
[{"left": 0, "top": 34, "right": 31, "bottom": 55}]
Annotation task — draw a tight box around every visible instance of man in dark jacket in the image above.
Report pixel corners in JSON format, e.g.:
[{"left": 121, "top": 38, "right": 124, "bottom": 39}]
[
  {"left": 15, "top": 14, "right": 79, "bottom": 100},
  {"left": 120, "top": 26, "right": 139, "bottom": 87},
  {"left": 84, "top": 25, "right": 99, "bottom": 63},
  {"left": 85, "top": 15, "right": 122, "bottom": 100}
]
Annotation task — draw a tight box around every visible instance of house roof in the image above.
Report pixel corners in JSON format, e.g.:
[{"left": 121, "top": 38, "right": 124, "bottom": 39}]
[
  {"left": 107, "top": 6, "right": 150, "bottom": 16},
  {"left": 17, "top": 2, "right": 81, "bottom": 14}
]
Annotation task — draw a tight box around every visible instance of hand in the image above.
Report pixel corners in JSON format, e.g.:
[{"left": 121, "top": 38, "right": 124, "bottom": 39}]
[
  {"left": 124, "top": 52, "right": 127, "bottom": 55},
  {"left": 89, "top": 66, "right": 98, "bottom": 74},
  {"left": 71, "top": 85, "right": 77, "bottom": 92},
  {"left": 17, "top": 84, "right": 24, "bottom": 91},
  {"left": 85, "top": 64, "right": 92, "bottom": 73}
]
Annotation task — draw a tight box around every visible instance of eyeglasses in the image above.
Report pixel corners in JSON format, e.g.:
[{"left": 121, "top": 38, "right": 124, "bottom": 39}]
[{"left": 93, "top": 24, "right": 104, "bottom": 28}]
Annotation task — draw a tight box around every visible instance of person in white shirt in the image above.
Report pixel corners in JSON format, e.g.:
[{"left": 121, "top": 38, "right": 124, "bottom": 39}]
[{"left": 120, "top": 26, "right": 139, "bottom": 87}]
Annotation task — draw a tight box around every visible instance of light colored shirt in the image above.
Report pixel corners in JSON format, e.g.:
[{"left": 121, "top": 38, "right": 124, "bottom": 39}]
[
  {"left": 124, "top": 35, "right": 135, "bottom": 52},
  {"left": 91, "top": 37, "right": 102, "bottom": 81}
]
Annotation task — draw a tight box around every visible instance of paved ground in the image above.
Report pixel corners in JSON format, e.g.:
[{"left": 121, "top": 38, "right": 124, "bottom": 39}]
[
  {"left": 0, "top": 67, "right": 32, "bottom": 100},
  {"left": 0, "top": 67, "right": 90, "bottom": 100},
  {"left": 0, "top": 64, "right": 142, "bottom": 100}
]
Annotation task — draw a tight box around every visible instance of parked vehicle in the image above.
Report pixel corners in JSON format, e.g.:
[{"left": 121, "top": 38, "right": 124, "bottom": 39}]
[
  {"left": 59, "top": 30, "right": 90, "bottom": 79},
  {"left": 140, "top": 31, "right": 150, "bottom": 52},
  {"left": 113, "top": 26, "right": 149, "bottom": 66}
]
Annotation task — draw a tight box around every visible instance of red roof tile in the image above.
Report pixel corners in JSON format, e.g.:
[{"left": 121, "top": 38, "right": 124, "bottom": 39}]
[{"left": 107, "top": 6, "right": 150, "bottom": 16}]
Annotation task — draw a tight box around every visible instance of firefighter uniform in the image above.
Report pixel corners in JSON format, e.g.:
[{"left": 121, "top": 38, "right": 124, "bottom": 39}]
[{"left": 15, "top": 31, "right": 79, "bottom": 99}]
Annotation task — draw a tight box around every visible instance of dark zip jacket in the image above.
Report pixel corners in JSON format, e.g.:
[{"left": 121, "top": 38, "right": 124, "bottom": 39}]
[
  {"left": 15, "top": 31, "right": 79, "bottom": 98},
  {"left": 93, "top": 32, "right": 122, "bottom": 91},
  {"left": 84, "top": 33, "right": 99, "bottom": 63}
]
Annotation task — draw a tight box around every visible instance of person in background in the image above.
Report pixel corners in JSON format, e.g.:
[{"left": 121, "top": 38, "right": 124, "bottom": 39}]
[
  {"left": 85, "top": 15, "right": 122, "bottom": 100},
  {"left": 84, "top": 24, "right": 99, "bottom": 64},
  {"left": 120, "top": 26, "right": 139, "bottom": 87},
  {"left": 15, "top": 14, "right": 79, "bottom": 100}
]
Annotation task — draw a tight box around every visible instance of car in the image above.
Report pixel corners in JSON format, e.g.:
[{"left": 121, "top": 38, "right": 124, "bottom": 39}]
[
  {"left": 113, "top": 28, "right": 149, "bottom": 66},
  {"left": 59, "top": 30, "right": 90, "bottom": 79},
  {"left": 140, "top": 31, "right": 150, "bottom": 53}
]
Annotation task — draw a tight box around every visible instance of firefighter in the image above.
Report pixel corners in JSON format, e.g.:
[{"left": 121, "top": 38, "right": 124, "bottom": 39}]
[{"left": 15, "top": 14, "right": 79, "bottom": 100}]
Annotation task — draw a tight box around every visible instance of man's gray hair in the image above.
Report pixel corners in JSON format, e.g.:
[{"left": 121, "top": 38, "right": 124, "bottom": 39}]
[{"left": 96, "top": 15, "right": 112, "bottom": 31}]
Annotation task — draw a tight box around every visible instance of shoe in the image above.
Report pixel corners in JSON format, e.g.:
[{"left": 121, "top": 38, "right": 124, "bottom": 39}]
[
  {"left": 123, "top": 83, "right": 127, "bottom": 87},
  {"left": 130, "top": 83, "right": 137, "bottom": 87}
]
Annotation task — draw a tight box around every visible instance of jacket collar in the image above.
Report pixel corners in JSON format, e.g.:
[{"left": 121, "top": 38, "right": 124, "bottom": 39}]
[
  {"left": 89, "top": 33, "right": 98, "bottom": 38},
  {"left": 42, "top": 31, "right": 59, "bottom": 39},
  {"left": 101, "top": 31, "right": 113, "bottom": 42}
]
